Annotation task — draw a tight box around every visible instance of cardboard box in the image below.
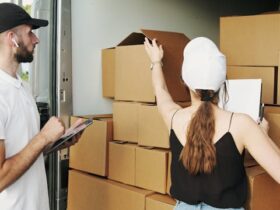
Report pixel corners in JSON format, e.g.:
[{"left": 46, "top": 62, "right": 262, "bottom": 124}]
[
  {"left": 138, "top": 104, "right": 169, "bottom": 148},
  {"left": 264, "top": 105, "right": 280, "bottom": 114},
  {"left": 246, "top": 166, "right": 280, "bottom": 210},
  {"left": 102, "top": 48, "right": 115, "bottom": 98},
  {"left": 146, "top": 194, "right": 176, "bottom": 210},
  {"left": 244, "top": 149, "right": 258, "bottom": 168},
  {"left": 115, "top": 29, "right": 191, "bottom": 103},
  {"left": 264, "top": 113, "right": 280, "bottom": 148},
  {"left": 220, "top": 14, "right": 280, "bottom": 67},
  {"left": 69, "top": 115, "right": 112, "bottom": 176},
  {"left": 113, "top": 101, "right": 139, "bottom": 143},
  {"left": 67, "top": 170, "right": 153, "bottom": 210},
  {"left": 108, "top": 142, "right": 137, "bottom": 185},
  {"left": 135, "top": 147, "right": 169, "bottom": 194},
  {"left": 227, "top": 66, "right": 276, "bottom": 104},
  {"left": 264, "top": 106, "right": 280, "bottom": 148},
  {"left": 278, "top": 71, "right": 280, "bottom": 104},
  {"left": 166, "top": 151, "right": 172, "bottom": 196}
]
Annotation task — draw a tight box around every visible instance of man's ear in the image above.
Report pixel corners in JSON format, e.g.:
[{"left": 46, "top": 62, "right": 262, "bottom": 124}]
[{"left": 7, "top": 31, "right": 19, "bottom": 48}]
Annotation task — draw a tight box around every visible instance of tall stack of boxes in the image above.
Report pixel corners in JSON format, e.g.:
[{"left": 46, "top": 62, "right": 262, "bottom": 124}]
[
  {"left": 220, "top": 13, "right": 280, "bottom": 209},
  {"left": 67, "top": 29, "right": 190, "bottom": 210},
  {"left": 109, "top": 29, "right": 190, "bottom": 207}
]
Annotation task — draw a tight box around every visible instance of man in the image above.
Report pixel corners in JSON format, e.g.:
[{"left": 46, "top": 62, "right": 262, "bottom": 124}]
[{"left": 0, "top": 3, "right": 79, "bottom": 210}]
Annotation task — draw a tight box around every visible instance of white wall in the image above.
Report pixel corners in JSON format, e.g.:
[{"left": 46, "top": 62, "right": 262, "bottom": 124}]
[{"left": 71, "top": 0, "right": 278, "bottom": 115}]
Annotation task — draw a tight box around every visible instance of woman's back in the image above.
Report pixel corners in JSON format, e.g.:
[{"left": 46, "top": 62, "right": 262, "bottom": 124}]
[
  {"left": 171, "top": 106, "right": 244, "bottom": 154},
  {"left": 170, "top": 106, "right": 247, "bottom": 208}
]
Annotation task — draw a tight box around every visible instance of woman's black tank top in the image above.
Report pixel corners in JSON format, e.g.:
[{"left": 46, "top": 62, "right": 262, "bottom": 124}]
[{"left": 170, "top": 113, "right": 247, "bottom": 208}]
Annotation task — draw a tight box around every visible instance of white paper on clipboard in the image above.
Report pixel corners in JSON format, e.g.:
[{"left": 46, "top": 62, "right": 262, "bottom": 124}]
[{"left": 218, "top": 79, "right": 262, "bottom": 122}]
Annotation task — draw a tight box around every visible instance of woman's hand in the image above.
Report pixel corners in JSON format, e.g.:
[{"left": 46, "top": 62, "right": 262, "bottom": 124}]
[{"left": 144, "top": 37, "right": 164, "bottom": 63}]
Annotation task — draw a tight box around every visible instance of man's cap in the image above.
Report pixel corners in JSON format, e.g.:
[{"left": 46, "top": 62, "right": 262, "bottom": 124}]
[
  {"left": 0, "top": 3, "right": 48, "bottom": 33},
  {"left": 182, "top": 37, "right": 226, "bottom": 92}
]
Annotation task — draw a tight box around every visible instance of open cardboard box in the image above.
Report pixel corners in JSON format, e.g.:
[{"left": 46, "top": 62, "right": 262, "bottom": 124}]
[{"left": 115, "top": 29, "right": 191, "bottom": 103}]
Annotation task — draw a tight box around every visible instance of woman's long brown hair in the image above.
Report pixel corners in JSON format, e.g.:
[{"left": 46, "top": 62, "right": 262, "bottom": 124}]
[{"left": 179, "top": 89, "right": 220, "bottom": 175}]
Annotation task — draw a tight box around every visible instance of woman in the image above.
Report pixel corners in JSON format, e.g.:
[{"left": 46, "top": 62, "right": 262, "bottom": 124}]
[{"left": 144, "top": 37, "right": 280, "bottom": 210}]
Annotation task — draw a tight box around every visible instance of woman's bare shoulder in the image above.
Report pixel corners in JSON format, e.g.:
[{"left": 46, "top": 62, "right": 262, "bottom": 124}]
[{"left": 229, "top": 112, "right": 259, "bottom": 136}]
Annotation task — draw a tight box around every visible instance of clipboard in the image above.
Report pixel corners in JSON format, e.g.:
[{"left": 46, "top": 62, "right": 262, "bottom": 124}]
[
  {"left": 45, "top": 119, "right": 93, "bottom": 155},
  {"left": 218, "top": 79, "right": 262, "bottom": 122}
]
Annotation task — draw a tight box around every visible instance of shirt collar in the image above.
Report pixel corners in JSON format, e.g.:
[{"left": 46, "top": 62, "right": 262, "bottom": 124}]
[{"left": 0, "top": 68, "right": 23, "bottom": 88}]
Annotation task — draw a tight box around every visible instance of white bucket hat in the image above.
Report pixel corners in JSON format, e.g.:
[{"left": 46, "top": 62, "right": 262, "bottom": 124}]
[{"left": 182, "top": 37, "right": 226, "bottom": 92}]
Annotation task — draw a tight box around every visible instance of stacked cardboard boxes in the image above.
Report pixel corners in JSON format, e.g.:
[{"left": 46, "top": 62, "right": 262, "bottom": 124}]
[
  {"left": 107, "top": 29, "right": 190, "bottom": 197},
  {"left": 67, "top": 29, "right": 191, "bottom": 210},
  {"left": 68, "top": 22, "right": 280, "bottom": 209},
  {"left": 220, "top": 13, "right": 280, "bottom": 209},
  {"left": 220, "top": 13, "right": 280, "bottom": 105}
]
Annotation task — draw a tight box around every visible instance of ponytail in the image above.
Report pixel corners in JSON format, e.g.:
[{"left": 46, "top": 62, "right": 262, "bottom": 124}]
[{"left": 180, "top": 89, "right": 219, "bottom": 175}]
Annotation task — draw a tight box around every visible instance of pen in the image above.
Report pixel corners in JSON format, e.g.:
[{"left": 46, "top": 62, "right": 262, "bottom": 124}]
[{"left": 259, "top": 103, "right": 264, "bottom": 123}]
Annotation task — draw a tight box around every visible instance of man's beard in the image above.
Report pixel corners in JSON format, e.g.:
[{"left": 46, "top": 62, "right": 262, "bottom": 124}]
[{"left": 14, "top": 42, "right": 34, "bottom": 63}]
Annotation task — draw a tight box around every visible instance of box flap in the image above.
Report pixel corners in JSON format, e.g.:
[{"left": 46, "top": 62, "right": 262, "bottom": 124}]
[
  {"left": 118, "top": 32, "right": 146, "bottom": 46},
  {"left": 141, "top": 29, "right": 191, "bottom": 102},
  {"left": 116, "top": 29, "right": 191, "bottom": 102}
]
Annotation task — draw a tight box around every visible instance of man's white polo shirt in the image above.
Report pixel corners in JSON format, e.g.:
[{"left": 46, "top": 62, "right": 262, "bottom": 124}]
[{"left": 0, "top": 69, "right": 49, "bottom": 210}]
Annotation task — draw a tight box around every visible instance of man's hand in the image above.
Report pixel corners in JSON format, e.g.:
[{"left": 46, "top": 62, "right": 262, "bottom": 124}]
[
  {"left": 61, "top": 118, "right": 84, "bottom": 148},
  {"left": 39, "top": 117, "right": 65, "bottom": 145}
]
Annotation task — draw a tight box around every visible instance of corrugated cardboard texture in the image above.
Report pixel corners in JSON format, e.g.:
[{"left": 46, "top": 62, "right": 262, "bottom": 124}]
[
  {"left": 138, "top": 104, "right": 169, "bottom": 148},
  {"left": 69, "top": 116, "right": 112, "bottom": 176},
  {"left": 115, "top": 44, "right": 154, "bottom": 102},
  {"left": 264, "top": 106, "right": 280, "bottom": 148},
  {"left": 166, "top": 151, "right": 172, "bottom": 196},
  {"left": 246, "top": 166, "right": 280, "bottom": 210},
  {"left": 135, "top": 147, "right": 169, "bottom": 194},
  {"left": 146, "top": 194, "right": 176, "bottom": 210},
  {"left": 265, "top": 113, "right": 280, "bottom": 148},
  {"left": 220, "top": 14, "right": 280, "bottom": 66},
  {"left": 244, "top": 149, "right": 258, "bottom": 168},
  {"left": 227, "top": 66, "right": 276, "bottom": 104},
  {"left": 108, "top": 142, "right": 137, "bottom": 185},
  {"left": 102, "top": 48, "right": 115, "bottom": 98},
  {"left": 115, "top": 29, "right": 191, "bottom": 102},
  {"left": 113, "top": 101, "right": 139, "bottom": 143},
  {"left": 67, "top": 170, "right": 153, "bottom": 210},
  {"left": 278, "top": 71, "right": 280, "bottom": 104},
  {"left": 142, "top": 29, "right": 190, "bottom": 102},
  {"left": 264, "top": 105, "right": 280, "bottom": 114}
]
